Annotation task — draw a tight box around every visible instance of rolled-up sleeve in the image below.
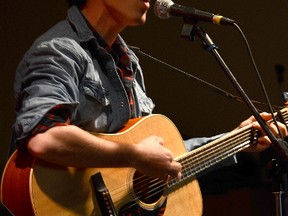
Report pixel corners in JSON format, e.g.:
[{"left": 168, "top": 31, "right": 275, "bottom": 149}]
[{"left": 13, "top": 38, "right": 86, "bottom": 145}]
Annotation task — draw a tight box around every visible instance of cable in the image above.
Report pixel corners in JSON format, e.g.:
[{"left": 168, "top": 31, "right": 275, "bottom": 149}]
[
  {"left": 128, "top": 45, "right": 283, "bottom": 112},
  {"left": 233, "top": 23, "right": 285, "bottom": 141}
]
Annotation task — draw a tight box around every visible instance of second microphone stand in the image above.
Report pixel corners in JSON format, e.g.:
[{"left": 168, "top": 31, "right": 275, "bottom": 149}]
[{"left": 180, "top": 21, "right": 288, "bottom": 216}]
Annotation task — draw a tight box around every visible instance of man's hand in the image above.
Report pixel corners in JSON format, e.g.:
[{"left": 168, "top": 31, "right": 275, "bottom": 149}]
[
  {"left": 132, "top": 135, "right": 182, "bottom": 181},
  {"left": 237, "top": 112, "right": 287, "bottom": 152}
]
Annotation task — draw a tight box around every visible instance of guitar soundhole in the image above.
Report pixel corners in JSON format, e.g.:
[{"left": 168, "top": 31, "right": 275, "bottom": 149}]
[{"left": 133, "top": 171, "right": 165, "bottom": 204}]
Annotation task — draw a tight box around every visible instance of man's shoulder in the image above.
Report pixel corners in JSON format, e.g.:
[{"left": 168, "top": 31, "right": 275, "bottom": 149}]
[{"left": 34, "top": 20, "right": 78, "bottom": 45}]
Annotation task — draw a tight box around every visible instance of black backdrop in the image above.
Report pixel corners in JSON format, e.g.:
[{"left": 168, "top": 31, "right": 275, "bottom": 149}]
[{"left": 1, "top": 1, "right": 288, "bottom": 215}]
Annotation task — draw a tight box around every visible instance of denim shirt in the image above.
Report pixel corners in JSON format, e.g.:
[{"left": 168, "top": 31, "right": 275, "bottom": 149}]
[{"left": 13, "top": 6, "right": 155, "bottom": 145}]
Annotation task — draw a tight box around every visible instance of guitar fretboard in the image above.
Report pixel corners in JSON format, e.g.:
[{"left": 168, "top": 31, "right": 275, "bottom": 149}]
[{"left": 168, "top": 107, "right": 288, "bottom": 188}]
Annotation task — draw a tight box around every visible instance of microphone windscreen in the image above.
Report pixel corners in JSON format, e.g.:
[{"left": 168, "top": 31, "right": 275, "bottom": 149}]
[{"left": 153, "top": 0, "right": 173, "bottom": 19}]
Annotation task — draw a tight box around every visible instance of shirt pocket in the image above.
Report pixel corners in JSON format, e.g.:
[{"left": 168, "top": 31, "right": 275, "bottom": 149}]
[
  {"left": 82, "top": 79, "right": 110, "bottom": 106},
  {"left": 78, "top": 79, "right": 111, "bottom": 132},
  {"left": 133, "top": 81, "right": 155, "bottom": 115}
]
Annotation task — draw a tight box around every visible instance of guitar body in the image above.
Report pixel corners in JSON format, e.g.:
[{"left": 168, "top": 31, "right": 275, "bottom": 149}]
[{"left": 1, "top": 114, "right": 203, "bottom": 216}]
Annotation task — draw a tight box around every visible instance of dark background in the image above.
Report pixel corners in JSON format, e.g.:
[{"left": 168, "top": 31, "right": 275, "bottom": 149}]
[{"left": 1, "top": 0, "right": 288, "bottom": 215}]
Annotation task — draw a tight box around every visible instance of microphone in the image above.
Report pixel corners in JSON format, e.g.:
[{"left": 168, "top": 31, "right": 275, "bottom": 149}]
[{"left": 153, "top": 0, "right": 235, "bottom": 26}]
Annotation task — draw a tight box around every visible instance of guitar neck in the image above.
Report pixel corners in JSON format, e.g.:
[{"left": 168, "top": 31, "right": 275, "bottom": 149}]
[{"left": 168, "top": 107, "right": 288, "bottom": 188}]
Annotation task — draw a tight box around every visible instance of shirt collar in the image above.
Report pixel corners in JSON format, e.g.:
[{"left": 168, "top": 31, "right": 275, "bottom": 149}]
[
  {"left": 67, "top": 6, "right": 95, "bottom": 43},
  {"left": 67, "top": 6, "right": 139, "bottom": 63}
]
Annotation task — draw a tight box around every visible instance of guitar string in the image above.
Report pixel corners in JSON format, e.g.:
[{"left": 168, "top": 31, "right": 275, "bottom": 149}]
[
  {"left": 177, "top": 108, "right": 288, "bottom": 184},
  {"left": 171, "top": 108, "right": 288, "bottom": 185},
  {"left": 188, "top": 108, "right": 288, "bottom": 178},
  {"left": 107, "top": 174, "right": 164, "bottom": 205},
  {"left": 130, "top": 130, "right": 252, "bottom": 203},
  {"left": 108, "top": 127, "right": 260, "bottom": 209},
  {"left": 130, "top": 109, "right": 288, "bottom": 209},
  {"left": 177, "top": 127, "right": 255, "bottom": 178},
  {"left": 107, "top": 126, "right": 256, "bottom": 209},
  {"left": 111, "top": 131, "right": 254, "bottom": 211},
  {"left": 106, "top": 108, "right": 288, "bottom": 211},
  {"left": 176, "top": 128, "right": 255, "bottom": 183},
  {"left": 109, "top": 125, "right": 254, "bottom": 197},
  {"left": 107, "top": 126, "right": 258, "bottom": 208},
  {"left": 116, "top": 108, "right": 287, "bottom": 194},
  {"left": 109, "top": 130, "right": 272, "bottom": 211}
]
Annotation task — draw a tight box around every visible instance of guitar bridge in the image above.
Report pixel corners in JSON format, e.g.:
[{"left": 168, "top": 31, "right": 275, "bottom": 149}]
[{"left": 90, "top": 172, "right": 117, "bottom": 216}]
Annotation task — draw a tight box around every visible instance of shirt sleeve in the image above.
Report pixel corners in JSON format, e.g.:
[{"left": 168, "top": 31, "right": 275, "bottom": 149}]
[
  {"left": 17, "top": 105, "right": 71, "bottom": 149},
  {"left": 14, "top": 38, "right": 83, "bottom": 148}
]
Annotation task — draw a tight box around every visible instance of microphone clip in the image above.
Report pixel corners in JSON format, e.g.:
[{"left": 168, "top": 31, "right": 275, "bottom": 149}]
[
  {"left": 180, "top": 22, "right": 197, "bottom": 40},
  {"left": 180, "top": 22, "right": 218, "bottom": 51}
]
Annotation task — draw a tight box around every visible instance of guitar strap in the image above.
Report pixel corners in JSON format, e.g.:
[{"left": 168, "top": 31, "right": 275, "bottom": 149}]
[{"left": 7, "top": 130, "right": 16, "bottom": 158}]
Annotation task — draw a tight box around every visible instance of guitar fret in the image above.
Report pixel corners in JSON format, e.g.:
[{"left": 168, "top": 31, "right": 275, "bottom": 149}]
[
  {"left": 171, "top": 125, "right": 259, "bottom": 187},
  {"left": 171, "top": 108, "right": 288, "bottom": 189}
]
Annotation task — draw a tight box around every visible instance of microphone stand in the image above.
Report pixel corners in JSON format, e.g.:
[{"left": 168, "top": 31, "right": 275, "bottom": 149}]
[
  {"left": 180, "top": 22, "right": 288, "bottom": 216},
  {"left": 270, "top": 159, "right": 286, "bottom": 216},
  {"left": 274, "top": 64, "right": 288, "bottom": 216}
]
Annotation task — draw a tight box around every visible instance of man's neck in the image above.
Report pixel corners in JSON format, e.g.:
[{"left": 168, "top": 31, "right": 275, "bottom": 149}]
[{"left": 81, "top": 1, "right": 125, "bottom": 46}]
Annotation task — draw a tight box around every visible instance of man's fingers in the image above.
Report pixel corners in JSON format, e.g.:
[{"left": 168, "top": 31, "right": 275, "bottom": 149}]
[{"left": 167, "top": 161, "right": 182, "bottom": 179}]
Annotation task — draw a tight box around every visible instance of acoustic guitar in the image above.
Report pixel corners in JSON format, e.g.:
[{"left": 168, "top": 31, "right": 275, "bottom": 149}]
[{"left": 1, "top": 109, "right": 288, "bottom": 216}]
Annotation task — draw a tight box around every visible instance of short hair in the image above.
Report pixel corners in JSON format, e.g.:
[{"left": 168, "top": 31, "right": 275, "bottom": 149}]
[{"left": 67, "top": 0, "right": 87, "bottom": 8}]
